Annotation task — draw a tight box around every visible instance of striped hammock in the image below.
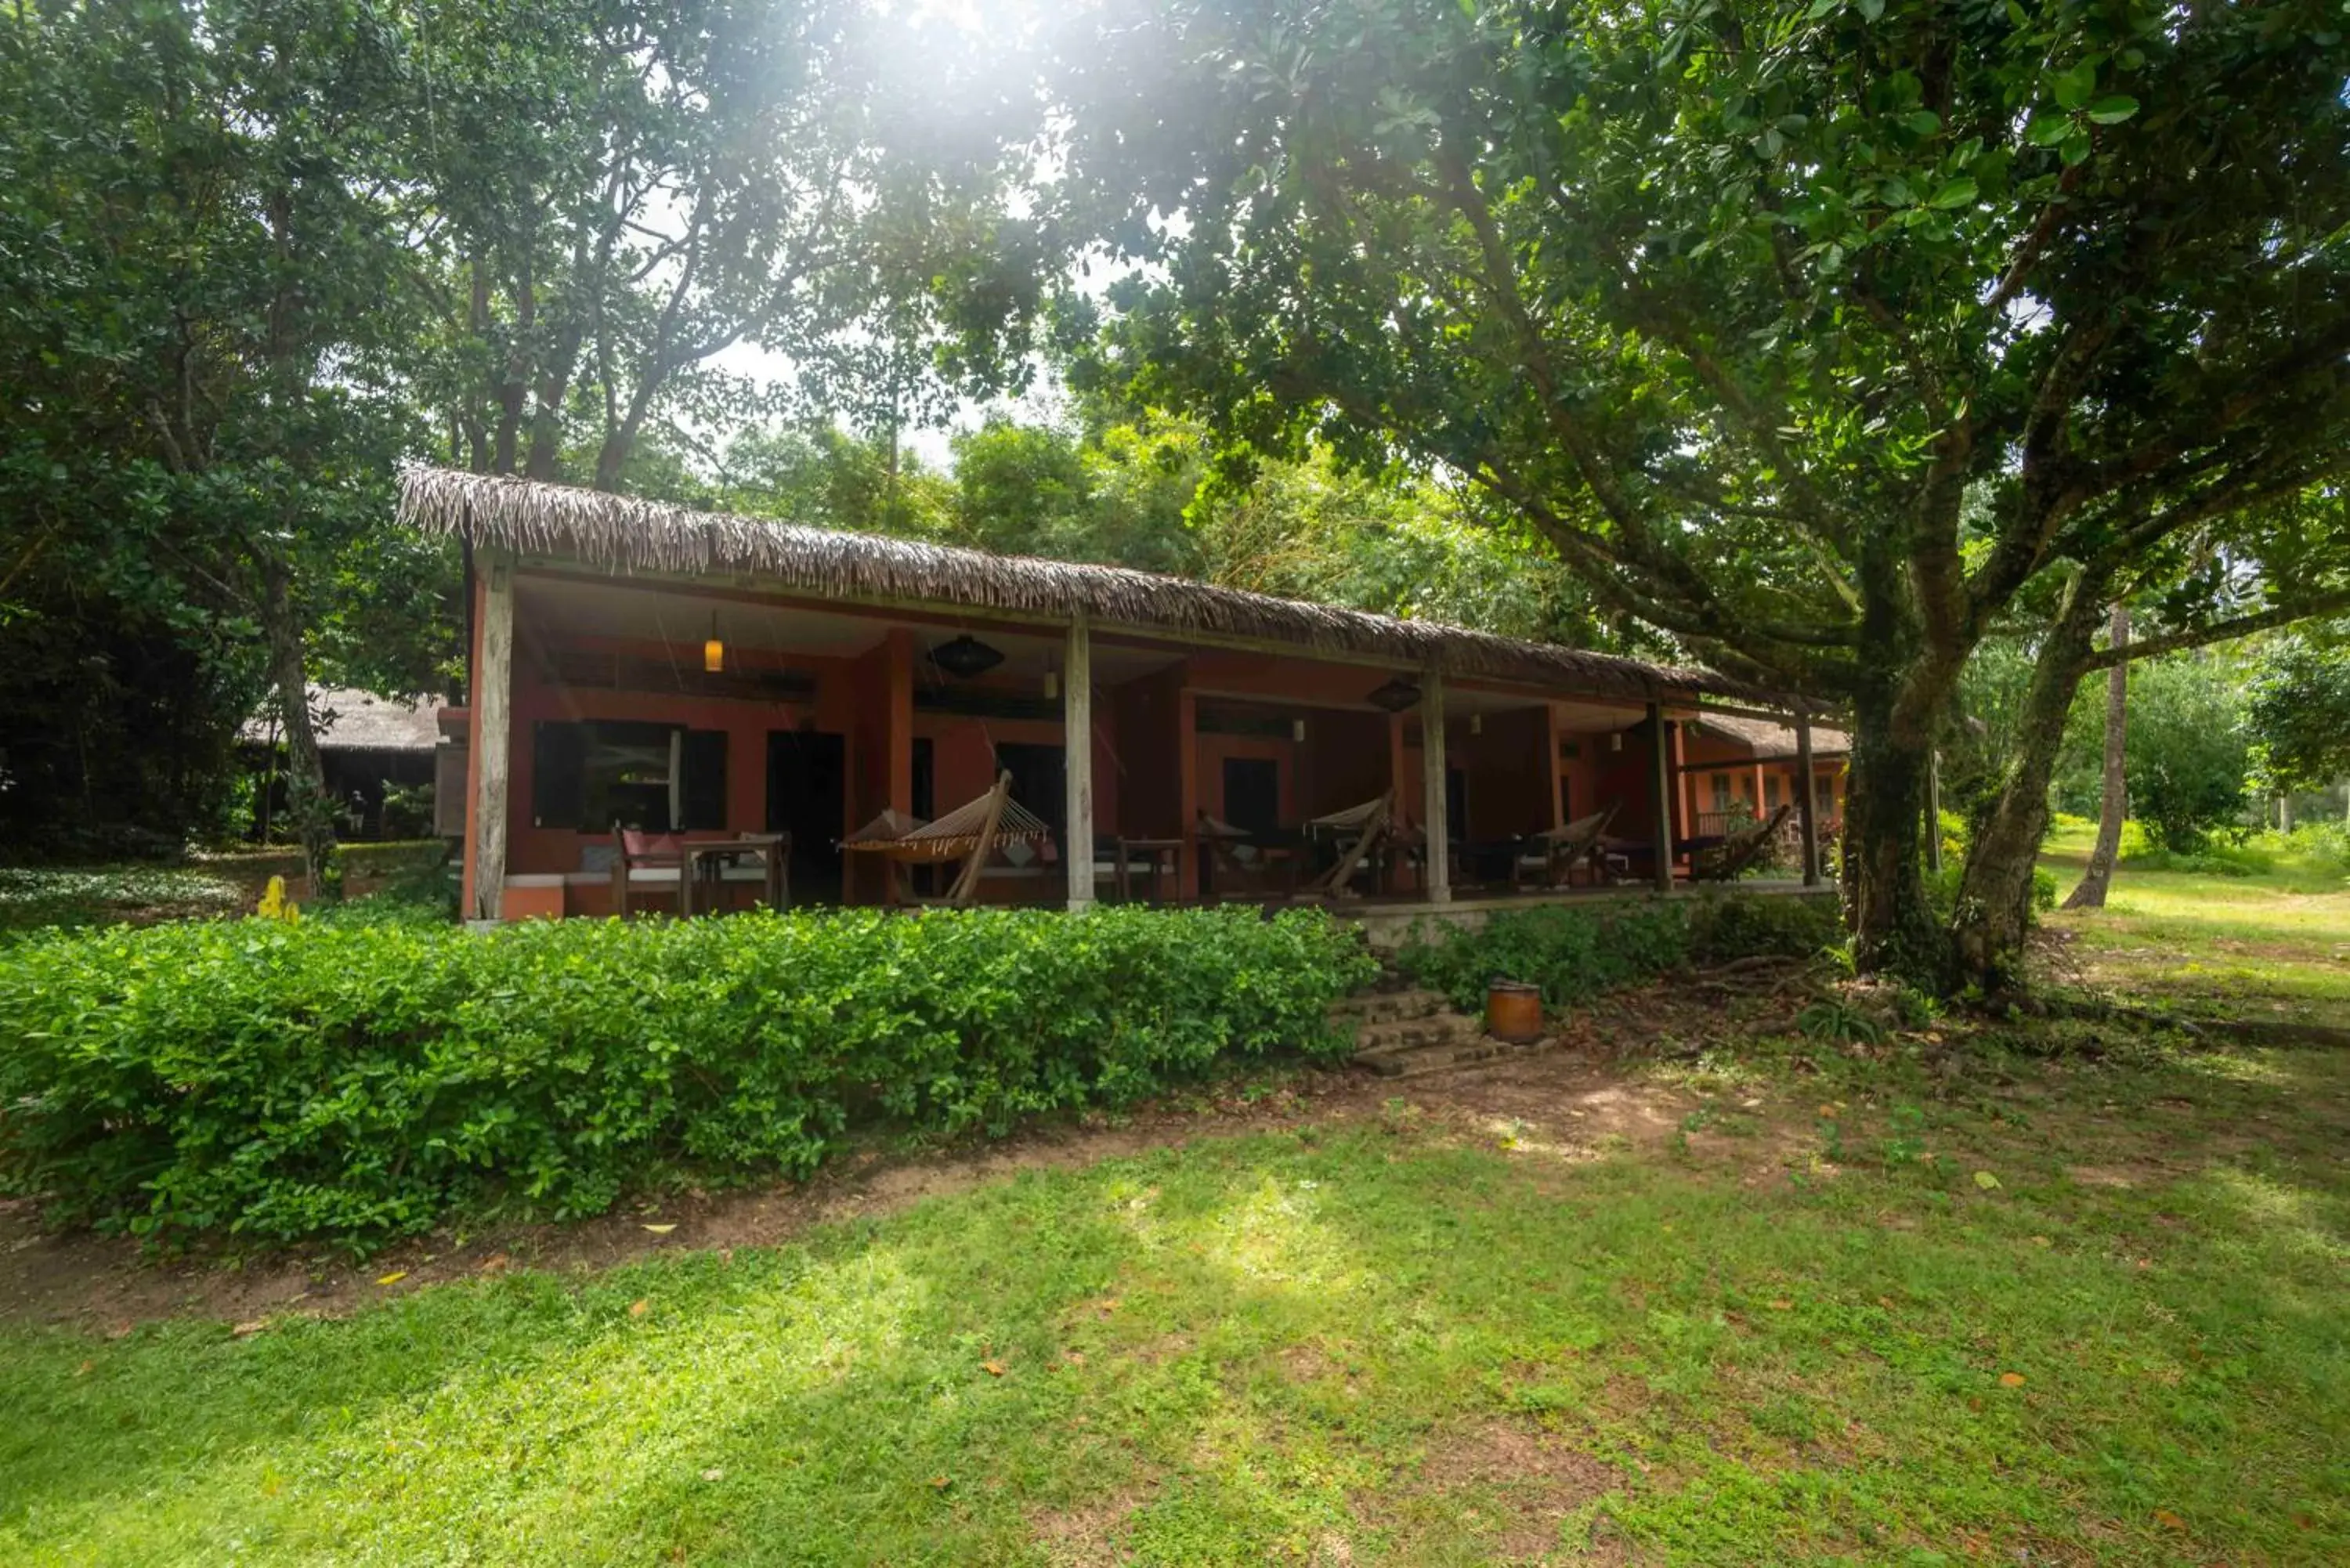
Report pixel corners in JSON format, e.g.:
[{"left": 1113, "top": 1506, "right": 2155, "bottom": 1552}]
[{"left": 841, "top": 772, "right": 1052, "bottom": 865}]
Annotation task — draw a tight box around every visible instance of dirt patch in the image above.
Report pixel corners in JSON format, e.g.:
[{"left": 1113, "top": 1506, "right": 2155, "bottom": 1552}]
[
  {"left": 1372, "top": 1416, "right": 1625, "bottom": 1563},
  {"left": 1029, "top": 1483, "right": 1153, "bottom": 1567}
]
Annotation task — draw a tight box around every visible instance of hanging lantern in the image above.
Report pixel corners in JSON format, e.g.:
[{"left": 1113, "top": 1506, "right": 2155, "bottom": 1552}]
[
  {"left": 1469, "top": 713, "right": 1484, "bottom": 736},
  {"left": 1365, "top": 677, "right": 1422, "bottom": 713},
  {"left": 1291, "top": 718, "right": 1307, "bottom": 742},
  {"left": 927, "top": 634, "right": 1005, "bottom": 679},
  {"left": 703, "top": 612, "right": 725, "bottom": 674}
]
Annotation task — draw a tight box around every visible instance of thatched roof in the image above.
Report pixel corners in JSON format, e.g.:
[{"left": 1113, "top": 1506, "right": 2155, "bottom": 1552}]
[
  {"left": 397, "top": 466, "right": 1775, "bottom": 706},
  {"left": 240, "top": 688, "right": 443, "bottom": 753},
  {"left": 1692, "top": 714, "right": 1851, "bottom": 760}
]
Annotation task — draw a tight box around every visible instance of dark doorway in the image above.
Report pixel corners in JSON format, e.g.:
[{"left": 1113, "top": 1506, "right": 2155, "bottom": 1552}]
[
  {"left": 911, "top": 738, "right": 938, "bottom": 898},
  {"left": 912, "top": 737, "right": 936, "bottom": 821},
  {"left": 1446, "top": 765, "right": 1469, "bottom": 845},
  {"left": 994, "top": 742, "right": 1066, "bottom": 839},
  {"left": 766, "top": 729, "right": 847, "bottom": 904},
  {"left": 1222, "top": 757, "right": 1281, "bottom": 836}
]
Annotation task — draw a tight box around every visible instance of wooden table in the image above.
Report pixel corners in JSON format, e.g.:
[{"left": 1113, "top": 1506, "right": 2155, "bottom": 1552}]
[
  {"left": 680, "top": 834, "right": 788, "bottom": 916},
  {"left": 1113, "top": 837, "right": 1184, "bottom": 903}
]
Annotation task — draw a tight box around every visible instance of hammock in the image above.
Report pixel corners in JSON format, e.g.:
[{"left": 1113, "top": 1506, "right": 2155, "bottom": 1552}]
[
  {"left": 1298, "top": 789, "right": 1395, "bottom": 899},
  {"left": 841, "top": 771, "right": 1053, "bottom": 906},
  {"left": 1689, "top": 803, "right": 1793, "bottom": 883},
  {"left": 1520, "top": 802, "right": 1619, "bottom": 888}
]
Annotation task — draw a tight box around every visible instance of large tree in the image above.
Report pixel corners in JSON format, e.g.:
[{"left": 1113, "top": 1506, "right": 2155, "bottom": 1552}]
[
  {"left": 403, "top": 0, "right": 1036, "bottom": 491},
  {"left": 1045, "top": 0, "right": 2350, "bottom": 984},
  {"left": 2246, "top": 624, "right": 2350, "bottom": 804},
  {"left": 0, "top": 0, "right": 451, "bottom": 876}
]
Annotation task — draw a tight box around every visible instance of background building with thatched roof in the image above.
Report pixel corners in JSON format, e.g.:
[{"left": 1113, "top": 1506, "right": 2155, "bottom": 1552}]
[{"left": 238, "top": 687, "right": 450, "bottom": 841}]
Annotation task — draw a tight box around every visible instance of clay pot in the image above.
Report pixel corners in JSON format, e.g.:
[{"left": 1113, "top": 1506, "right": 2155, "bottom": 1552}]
[{"left": 1484, "top": 979, "right": 1544, "bottom": 1043}]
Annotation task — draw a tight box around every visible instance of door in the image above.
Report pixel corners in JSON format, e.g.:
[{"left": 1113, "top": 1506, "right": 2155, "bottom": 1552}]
[
  {"left": 766, "top": 730, "right": 847, "bottom": 904},
  {"left": 994, "top": 742, "right": 1067, "bottom": 839},
  {"left": 1222, "top": 757, "right": 1280, "bottom": 836}
]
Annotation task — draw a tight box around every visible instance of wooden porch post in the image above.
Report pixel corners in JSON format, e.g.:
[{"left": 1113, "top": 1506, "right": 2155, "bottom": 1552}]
[
  {"left": 1177, "top": 688, "right": 1200, "bottom": 899},
  {"left": 1065, "top": 612, "right": 1094, "bottom": 912},
  {"left": 1795, "top": 710, "right": 1821, "bottom": 887},
  {"left": 1420, "top": 666, "right": 1451, "bottom": 903},
  {"left": 1647, "top": 702, "right": 1674, "bottom": 893},
  {"left": 1386, "top": 710, "right": 1411, "bottom": 891},
  {"left": 886, "top": 627, "right": 913, "bottom": 815},
  {"left": 472, "top": 551, "right": 515, "bottom": 922},
  {"left": 1545, "top": 703, "right": 1567, "bottom": 829}
]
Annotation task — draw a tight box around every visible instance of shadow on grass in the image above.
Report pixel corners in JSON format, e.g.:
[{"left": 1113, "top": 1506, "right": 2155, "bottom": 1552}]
[{"left": 3, "top": 1043, "right": 2347, "bottom": 1565}]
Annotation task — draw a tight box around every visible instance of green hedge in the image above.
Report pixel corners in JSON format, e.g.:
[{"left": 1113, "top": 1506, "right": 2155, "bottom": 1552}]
[
  {"left": 0, "top": 907, "right": 1376, "bottom": 1250},
  {"left": 1396, "top": 892, "right": 1842, "bottom": 1014}
]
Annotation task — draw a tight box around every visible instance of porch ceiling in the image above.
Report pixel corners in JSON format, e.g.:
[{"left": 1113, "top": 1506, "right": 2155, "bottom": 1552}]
[{"left": 515, "top": 575, "right": 1185, "bottom": 684}]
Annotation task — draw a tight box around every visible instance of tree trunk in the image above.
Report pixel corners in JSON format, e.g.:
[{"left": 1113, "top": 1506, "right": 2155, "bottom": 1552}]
[
  {"left": 259, "top": 559, "right": 337, "bottom": 898},
  {"left": 1843, "top": 681, "right": 1948, "bottom": 984},
  {"left": 2063, "top": 602, "right": 2130, "bottom": 911},
  {"left": 1952, "top": 576, "right": 2109, "bottom": 989}
]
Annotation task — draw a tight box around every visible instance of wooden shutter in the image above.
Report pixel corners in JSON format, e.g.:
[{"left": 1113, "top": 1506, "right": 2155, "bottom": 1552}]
[
  {"left": 530, "top": 721, "right": 587, "bottom": 829},
  {"left": 680, "top": 729, "right": 729, "bottom": 830}
]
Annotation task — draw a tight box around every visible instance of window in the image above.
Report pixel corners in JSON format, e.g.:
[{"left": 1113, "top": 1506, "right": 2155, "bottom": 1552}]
[
  {"left": 532, "top": 720, "right": 727, "bottom": 831},
  {"left": 1766, "top": 775, "right": 1782, "bottom": 808},
  {"left": 1711, "top": 774, "right": 1732, "bottom": 810}
]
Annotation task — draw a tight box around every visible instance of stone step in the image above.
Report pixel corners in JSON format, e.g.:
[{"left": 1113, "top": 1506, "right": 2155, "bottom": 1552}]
[
  {"left": 1358, "top": 1035, "right": 1542, "bottom": 1078},
  {"left": 1329, "top": 988, "right": 1453, "bottom": 1025},
  {"left": 1350, "top": 1013, "right": 1490, "bottom": 1059}
]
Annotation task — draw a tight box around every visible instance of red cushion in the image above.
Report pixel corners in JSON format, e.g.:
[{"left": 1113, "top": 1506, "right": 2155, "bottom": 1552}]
[{"left": 621, "top": 830, "right": 685, "bottom": 859}]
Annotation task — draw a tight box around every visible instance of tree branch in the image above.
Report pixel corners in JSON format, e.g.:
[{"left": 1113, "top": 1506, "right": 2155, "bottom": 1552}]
[{"left": 2082, "top": 589, "right": 2350, "bottom": 670}]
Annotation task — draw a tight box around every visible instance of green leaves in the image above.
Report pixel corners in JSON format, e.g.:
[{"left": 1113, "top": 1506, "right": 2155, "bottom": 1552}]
[
  {"left": 1927, "top": 178, "right": 1979, "bottom": 211},
  {"left": 1397, "top": 893, "right": 1838, "bottom": 1014},
  {"left": 2051, "top": 60, "right": 2101, "bottom": 113},
  {"left": 0, "top": 907, "right": 1377, "bottom": 1252}
]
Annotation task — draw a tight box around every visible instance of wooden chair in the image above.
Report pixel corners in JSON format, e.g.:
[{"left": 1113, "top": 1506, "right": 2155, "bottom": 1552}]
[
  {"left": 611, "top": 826, "right": 686, "bottom": 918},
  {"left": 1518, "top": 803, "right": 1620, "bottom": 889},
  {"left": 1689, "top": 804, "right": 1794, "bottom": 883},
  {"left": 841, "top": 771, "right": 1053, "bottom": 908},
  {"left": 1297, "top": 789, "right": 1394, "bottom": 899}
]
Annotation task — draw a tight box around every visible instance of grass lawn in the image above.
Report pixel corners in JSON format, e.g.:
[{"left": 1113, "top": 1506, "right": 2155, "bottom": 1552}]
[
  {"left": 4, "top": 851, "right": 2347, "bottom": 1564},
  {"left": 0, "top": 844, "right": 452, "bottom": 940},
  {"left": 2038, "top": 822, "right": 2350, "bottom": 1024},
  {"left": 5, "top": 1032, "right": 2347, "bottom": 1562}
]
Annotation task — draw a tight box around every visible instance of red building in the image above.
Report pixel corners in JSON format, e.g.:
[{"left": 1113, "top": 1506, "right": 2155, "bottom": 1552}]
[{"left": 400, "top": 469, "right": 1841, "bottom": 920}]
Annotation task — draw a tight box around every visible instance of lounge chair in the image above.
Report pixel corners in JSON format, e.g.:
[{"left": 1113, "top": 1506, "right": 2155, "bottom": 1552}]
[
  {"left": 841, "top": 771, "right": 1053, "bottom": 907},
  {"left": 1688, "top": 804, "right": 1794, "bottom": 883}
]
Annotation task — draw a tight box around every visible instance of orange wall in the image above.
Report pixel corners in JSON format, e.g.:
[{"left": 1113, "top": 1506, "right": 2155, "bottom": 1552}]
[
  {"left": 1195, "top": 732, "right": 1298, "bottom": 826},
  {"left": 1299, "top": 709, "right": 1393, "bottom": 818},
  {"left": 471, "top": 596, "right": 1837, "bottom": 908},
  {"left": 503, "top": 635, "right": 859, "bottom": 880},
  {"left": 1453, "top": 708, "right": 1549, "bottom": 840},
  {"left": 1112, "top": 663, "right": 1187, "bottom": 837}
]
